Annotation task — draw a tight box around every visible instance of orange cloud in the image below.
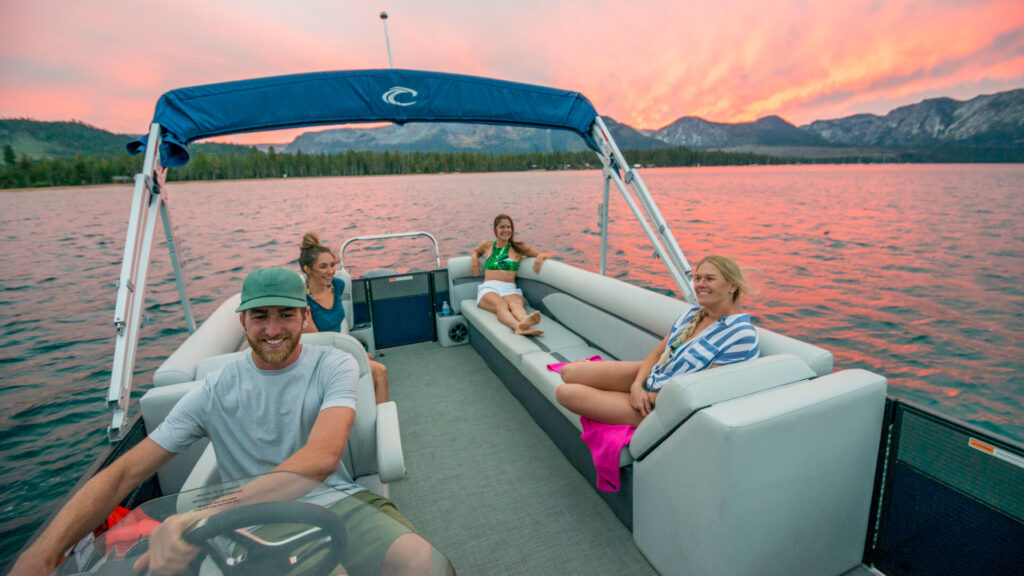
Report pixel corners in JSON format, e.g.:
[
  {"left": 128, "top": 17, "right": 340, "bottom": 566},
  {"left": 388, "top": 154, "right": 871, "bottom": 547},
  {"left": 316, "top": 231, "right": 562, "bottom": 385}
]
[{"left": 2, "top": 0, "right": 1022, "bottom": 140}]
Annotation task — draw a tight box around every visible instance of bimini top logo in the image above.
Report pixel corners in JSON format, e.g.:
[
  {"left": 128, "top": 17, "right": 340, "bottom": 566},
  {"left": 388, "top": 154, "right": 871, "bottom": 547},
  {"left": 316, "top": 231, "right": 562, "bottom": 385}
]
[{"left": 382, "top": 86, "right": 418, "bottom": 106}]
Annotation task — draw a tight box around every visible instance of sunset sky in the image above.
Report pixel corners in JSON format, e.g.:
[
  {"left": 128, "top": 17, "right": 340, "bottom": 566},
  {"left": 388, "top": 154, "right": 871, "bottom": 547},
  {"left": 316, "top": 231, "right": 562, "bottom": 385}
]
[{"left": 2, "top": 0, "right": 1022, "bottom": 144}]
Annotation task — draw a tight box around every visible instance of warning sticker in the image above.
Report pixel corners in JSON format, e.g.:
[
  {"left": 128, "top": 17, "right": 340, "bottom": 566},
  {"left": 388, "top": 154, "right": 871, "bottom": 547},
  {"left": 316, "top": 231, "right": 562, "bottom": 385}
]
[{"left": 969, "top": 437, "right": 1024, "bottom": 469}]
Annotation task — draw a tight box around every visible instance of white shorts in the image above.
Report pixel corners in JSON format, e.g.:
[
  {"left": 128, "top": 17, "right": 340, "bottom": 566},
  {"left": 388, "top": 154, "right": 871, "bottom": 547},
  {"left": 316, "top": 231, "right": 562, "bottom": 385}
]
[{"left": 476, "top": 280, "right": 524, "bottom": 305}]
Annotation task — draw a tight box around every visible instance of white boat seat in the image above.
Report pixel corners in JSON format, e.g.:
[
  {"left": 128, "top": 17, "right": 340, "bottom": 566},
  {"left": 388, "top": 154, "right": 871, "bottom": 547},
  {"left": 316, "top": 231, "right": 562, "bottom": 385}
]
[
  {"left": 756, "top": 328, "right": 834, "bottom": 377},
  {"left": 460, "top": 303, "right": 591, "bottom": 369},
  {"left": 629, "top": 354, "right": 817, "bottom": 459},
  {"left": 194, "top": 350, "right": 247, "bottom": 380},
  {"left": 139, "top": 379, "right": 206, "bottom": 493},
  {"left": 518, "top": 353, "right": 818, "bottom": 469},
  {"left": 445, "top": 255, "right": 868, "bottom": 567},
  {"left": 633, "top": 368, "right": 887, "bottom": 575},
  {"left": 153, "top": 293, "right": 246, "bottom": 386},
  {"left": 519, "top": 348, "right": 615, "bottom": 432}
]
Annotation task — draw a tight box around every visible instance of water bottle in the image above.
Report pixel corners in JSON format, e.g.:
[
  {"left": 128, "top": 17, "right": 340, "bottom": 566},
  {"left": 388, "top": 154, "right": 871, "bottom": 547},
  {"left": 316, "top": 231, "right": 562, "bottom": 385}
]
[{"left": 441, "top": 301, "right": 451, "bottom": 316}]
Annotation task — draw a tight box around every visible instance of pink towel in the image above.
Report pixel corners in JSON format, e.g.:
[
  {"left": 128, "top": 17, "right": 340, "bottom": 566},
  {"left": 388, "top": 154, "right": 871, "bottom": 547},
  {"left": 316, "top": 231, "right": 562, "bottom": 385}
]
[
  {"left": 580, "top": 417, "right": 636, "bottom": 492},
  {"left": 546, "top": 355, "right": 603, "bottom": 373}
]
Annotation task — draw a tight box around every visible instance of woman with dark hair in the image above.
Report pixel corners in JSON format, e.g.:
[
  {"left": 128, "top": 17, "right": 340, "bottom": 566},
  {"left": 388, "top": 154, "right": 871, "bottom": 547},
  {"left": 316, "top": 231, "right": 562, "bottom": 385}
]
[
  {"left": 556, "top": 255, "right": 760, "bottom": 426},
  {"left": 300, "top": 232, "right": 390, "bottom": 403},
  {"left": 470, "top": 214, "right": 550, "bottom": 335}
]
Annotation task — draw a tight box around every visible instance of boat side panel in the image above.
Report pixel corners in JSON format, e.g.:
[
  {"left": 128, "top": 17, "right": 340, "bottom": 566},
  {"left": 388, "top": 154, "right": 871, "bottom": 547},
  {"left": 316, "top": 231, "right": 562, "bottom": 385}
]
[
  {"left": 877, "top": 462, "right": 1024, "bottom": 576},
  {"left": 870, "top": 402, "right": 1024, "bottom": 575}
]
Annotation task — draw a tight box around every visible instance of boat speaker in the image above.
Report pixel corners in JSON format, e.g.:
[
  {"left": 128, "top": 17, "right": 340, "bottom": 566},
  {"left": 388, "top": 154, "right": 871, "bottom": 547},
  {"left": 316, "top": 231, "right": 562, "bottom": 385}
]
[{"left": 437, "top": 314, "right": 469, "bottom": 347}]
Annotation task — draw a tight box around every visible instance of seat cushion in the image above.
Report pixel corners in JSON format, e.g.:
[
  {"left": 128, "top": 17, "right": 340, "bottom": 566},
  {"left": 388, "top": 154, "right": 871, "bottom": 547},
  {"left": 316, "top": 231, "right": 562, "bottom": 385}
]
[
  {"left": 519, "top": 350, "right": 635, "bottom": 468},
  {"left": 519, "top": 348, "right": 608, "bottom": 431},
  {"left": 153, "top": 293, "right": 245, "bottom": 386},
  {"left": 460, "top": 300, "right": 589, "bottom": 369}
]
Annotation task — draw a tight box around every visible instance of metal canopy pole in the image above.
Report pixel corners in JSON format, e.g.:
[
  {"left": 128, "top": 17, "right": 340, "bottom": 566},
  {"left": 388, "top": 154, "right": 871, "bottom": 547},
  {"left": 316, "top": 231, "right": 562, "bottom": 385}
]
[
  {"left": 107, "top": 123, "right": 170, "bottom": 441},
  {"left": 599, "top": 174, "right": 611, "bottom": 275},
  {"left": 589, "top": 117, "right": 698, "bottom": 304},
  {"left": 160, "top": 199, "right": 196, "bottom": 334}
]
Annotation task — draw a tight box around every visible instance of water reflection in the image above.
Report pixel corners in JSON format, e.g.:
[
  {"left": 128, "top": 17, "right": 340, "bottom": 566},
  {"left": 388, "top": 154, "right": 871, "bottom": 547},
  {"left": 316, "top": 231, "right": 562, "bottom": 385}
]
[{"left": 1, "top": 165, "right": 1022, "bottom": 564}]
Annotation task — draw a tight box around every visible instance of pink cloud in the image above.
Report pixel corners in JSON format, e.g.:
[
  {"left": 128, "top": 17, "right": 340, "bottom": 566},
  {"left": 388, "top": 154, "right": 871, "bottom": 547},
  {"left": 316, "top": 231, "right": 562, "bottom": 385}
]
[{"left": 2, "top": 0, "right": 1021, "bottom": 141}]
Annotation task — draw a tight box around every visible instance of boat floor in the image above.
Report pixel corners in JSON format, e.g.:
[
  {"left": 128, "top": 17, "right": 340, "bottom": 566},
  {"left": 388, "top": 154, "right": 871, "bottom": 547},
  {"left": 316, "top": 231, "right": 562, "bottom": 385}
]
[
  {"left": 381, "top": 340, "right": 880, "bottom": 576},
  {"left": 382, "top": 340, "right": 656, "bottom": 575}
]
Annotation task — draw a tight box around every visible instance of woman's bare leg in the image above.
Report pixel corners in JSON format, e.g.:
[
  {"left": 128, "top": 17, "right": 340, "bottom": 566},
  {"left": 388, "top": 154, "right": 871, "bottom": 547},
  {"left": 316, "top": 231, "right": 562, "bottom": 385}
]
[
  {"left": 560, "top": 360, "right": 643, "bottom": 390},
  {"left": 478, "top": 292, "right": 542, "bottom": 335},
  {"left": 369, "top": 357, "right": 389, "bottom": 403},
  {"left": 557, "top": 360, "right": 647, "bottom": 426},
  {"left": 503, "top": 294, "right": 542, "bottom": 333},
  {"left": 556, "top": 386, "right": 645, "bottom": 426}
]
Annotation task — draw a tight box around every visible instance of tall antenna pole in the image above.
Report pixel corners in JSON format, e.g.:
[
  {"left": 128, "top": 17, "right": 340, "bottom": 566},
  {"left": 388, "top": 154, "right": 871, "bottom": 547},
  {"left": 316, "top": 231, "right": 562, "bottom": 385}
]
[{"left": 380, "top": 11, "right": 394, "bottom": 69}]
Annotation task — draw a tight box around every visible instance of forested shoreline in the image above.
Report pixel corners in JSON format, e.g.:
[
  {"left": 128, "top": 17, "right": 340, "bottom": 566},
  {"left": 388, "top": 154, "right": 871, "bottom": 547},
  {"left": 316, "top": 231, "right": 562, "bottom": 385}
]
[
  {"left": 2, "top": 143, "right": 1021, "bottom": 189},
  {"left": 0, "top": 145, "right": 786, "bottom": 189}
]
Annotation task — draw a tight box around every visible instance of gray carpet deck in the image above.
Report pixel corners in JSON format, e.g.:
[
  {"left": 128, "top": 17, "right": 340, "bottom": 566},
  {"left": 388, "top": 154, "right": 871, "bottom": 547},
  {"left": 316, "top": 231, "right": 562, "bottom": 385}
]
[{"left": 379, "top": 341, "right": 656, "bottom": 576}]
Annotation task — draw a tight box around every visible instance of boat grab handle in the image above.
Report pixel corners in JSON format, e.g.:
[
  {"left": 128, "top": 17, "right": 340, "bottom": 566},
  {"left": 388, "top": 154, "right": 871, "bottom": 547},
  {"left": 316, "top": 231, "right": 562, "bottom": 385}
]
[{"left": 339, "top": 231, "right": 442, "bottom": 270}]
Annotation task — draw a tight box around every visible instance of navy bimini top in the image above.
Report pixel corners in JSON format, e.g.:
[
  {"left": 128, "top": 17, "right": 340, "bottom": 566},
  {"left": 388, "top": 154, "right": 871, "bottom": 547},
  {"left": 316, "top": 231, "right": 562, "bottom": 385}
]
[{"left": 307, "top": 277, "right": 346, "bottom": 332}]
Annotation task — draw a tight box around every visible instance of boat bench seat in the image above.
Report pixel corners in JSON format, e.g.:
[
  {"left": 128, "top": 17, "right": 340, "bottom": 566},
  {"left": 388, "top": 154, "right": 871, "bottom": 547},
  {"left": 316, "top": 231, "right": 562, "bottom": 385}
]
[
  {"left": 152, "top": 293, "right": 247, "bottom": 387},
  {"left": 140, "top": 331, "right": 403, "bottom": 496},
  {"left": 450, "top": 256, "right": 836, "bottom": 432},
  {"left": 449, "top": 256, "right": 887, "bottom": 575}
]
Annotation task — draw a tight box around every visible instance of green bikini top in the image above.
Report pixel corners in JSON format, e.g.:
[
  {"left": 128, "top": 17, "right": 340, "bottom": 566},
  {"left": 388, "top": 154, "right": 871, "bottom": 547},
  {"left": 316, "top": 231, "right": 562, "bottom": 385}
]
[{"left": 484, "top": 241, "right": 519, "bottom": 271}]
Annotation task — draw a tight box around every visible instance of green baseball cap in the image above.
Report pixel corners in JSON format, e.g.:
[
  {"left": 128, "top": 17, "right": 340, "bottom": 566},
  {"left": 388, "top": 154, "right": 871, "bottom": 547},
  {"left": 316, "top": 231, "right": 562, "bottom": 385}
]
[{"left": 236, "top": 266, "right": 307, "bottom": 312}]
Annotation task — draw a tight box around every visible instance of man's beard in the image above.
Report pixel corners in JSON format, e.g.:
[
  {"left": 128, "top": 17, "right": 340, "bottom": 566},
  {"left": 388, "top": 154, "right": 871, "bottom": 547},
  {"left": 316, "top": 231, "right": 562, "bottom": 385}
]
[{"left": 246, "top": 330, "right": 301, "bottom": 366}]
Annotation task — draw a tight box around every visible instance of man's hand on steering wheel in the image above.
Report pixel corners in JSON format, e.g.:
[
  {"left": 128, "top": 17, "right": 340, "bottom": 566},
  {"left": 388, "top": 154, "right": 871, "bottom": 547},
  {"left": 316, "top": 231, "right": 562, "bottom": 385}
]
[{"left": 133, "top": 512, "right": 202, "bottom": 575}]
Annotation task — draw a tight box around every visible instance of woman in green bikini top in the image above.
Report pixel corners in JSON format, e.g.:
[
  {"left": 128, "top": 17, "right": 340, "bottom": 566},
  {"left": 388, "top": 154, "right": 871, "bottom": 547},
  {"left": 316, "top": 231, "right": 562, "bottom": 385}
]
[
  {"left": 484, "top": 241, "right": 520, "bottom": 271},
  {"left": 470, "top": 214, "right": 550, "bottom": 335}
]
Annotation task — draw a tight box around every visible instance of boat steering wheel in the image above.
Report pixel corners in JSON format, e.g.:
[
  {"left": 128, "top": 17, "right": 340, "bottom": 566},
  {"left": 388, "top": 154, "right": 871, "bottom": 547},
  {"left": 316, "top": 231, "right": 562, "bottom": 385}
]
[{"left": 181, "top": 501, "right": 348, "bottom": 576}]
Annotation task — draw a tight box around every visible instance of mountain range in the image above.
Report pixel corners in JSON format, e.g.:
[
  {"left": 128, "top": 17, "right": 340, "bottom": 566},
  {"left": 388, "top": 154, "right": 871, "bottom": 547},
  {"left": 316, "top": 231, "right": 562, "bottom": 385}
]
[
  {"left": 3, "top": 89, "right": 1022, "bottom": 163},
  {"left": 284, "top": 88, "right": 1024, "bottom": 156}
]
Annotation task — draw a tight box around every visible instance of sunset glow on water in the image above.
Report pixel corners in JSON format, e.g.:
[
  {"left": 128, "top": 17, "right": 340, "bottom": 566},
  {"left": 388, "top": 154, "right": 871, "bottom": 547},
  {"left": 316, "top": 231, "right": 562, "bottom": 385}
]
[{"left": 1, "top": 164, "right": 1022, "bottom": 562}]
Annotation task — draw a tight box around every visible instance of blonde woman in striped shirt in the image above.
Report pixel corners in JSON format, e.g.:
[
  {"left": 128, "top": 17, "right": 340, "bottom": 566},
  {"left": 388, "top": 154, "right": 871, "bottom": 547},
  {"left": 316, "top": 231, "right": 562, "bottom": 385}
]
[{"left": 556, "top": 255, "right": 760, "bottom": 426}]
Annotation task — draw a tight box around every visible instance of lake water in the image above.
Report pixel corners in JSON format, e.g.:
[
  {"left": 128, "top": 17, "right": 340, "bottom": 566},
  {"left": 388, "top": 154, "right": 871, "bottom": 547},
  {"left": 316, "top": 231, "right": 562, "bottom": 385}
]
[{"left": 1, "top": 164, "right": 1022, "bottom": 567}]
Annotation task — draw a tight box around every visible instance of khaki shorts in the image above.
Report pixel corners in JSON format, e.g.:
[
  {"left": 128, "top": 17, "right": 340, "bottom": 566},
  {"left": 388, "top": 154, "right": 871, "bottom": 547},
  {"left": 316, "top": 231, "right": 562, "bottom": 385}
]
[{"left": 254, "top": 490, "right": 414, "bottom": 576}]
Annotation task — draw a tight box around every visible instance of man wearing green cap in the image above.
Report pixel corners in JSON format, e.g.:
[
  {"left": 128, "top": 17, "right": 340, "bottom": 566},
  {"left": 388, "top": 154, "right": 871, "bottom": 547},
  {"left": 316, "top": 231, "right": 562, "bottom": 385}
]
[{"left": 12, "top": 267, "right": 432, "bottom": 576}]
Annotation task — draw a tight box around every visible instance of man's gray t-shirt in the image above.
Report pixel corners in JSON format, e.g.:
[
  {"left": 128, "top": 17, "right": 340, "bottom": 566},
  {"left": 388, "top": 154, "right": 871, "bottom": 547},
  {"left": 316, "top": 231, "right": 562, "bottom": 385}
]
[{"left": 149, "top": 344, "right": 361, "bottom": 492}]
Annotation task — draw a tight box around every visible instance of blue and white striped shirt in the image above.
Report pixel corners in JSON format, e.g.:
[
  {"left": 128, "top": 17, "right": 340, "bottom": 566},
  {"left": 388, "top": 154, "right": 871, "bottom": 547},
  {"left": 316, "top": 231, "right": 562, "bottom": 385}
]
[{"left": 644, "top": 307, "right": 760, "bottom": 392}]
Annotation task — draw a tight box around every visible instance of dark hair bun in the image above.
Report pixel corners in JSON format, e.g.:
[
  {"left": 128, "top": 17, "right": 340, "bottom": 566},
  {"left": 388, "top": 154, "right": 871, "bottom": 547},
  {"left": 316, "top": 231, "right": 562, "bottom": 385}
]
[{"left": 300, "top": 232, "right": 322, "bottom": 250}]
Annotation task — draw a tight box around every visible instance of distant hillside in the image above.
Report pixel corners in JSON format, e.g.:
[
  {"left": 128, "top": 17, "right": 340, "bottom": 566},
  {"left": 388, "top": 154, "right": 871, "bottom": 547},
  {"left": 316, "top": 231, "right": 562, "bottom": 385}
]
[
  {"left": 0, "top": 119, "right": 131, "bottom": 160},
  {"left": 0, "top": 119, "right": 252, "bottom": 164},
  {"left": 285, "top": 116, "right": 667, "bottom": 155},
  {"left": 801, "top": 89, "right": 1024, "bottom": 147},
  {"left": 653, "top": 115, "right": 826, "bottom": 148},
  {"left": 286, "top": 122, "right": 587, "bottom": 155},
  {"left": 598, "top": 117, "right": 671, "bottom": 150}
]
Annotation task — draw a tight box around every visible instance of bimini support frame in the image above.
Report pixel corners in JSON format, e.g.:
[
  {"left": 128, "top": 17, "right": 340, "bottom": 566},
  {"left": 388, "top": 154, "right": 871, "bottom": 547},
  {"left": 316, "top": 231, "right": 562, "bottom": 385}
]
[
  {"left": 589, "top": 117, "right": 698, "bottom": 304},
  {"left": 107, "top": 123, "right": 195, "bottom": 441}
]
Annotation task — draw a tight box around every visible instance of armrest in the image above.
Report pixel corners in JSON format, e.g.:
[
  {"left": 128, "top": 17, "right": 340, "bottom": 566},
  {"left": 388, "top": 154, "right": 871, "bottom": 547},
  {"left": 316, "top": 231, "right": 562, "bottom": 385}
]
[
  {"left": 176, "top": 443, "right": 220, "bottom": 513},
  {"left": 446, "top": 256, "right": 473, "bottom": 280},
  {"left": 375, "top": 401, "right": 406, "bottom": 483},
  {"left": 180, "top": 442, "right": 219, "bottom": 492},
  {"left": 630, "top": 354, "right": 816, "bottom": 459}
]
